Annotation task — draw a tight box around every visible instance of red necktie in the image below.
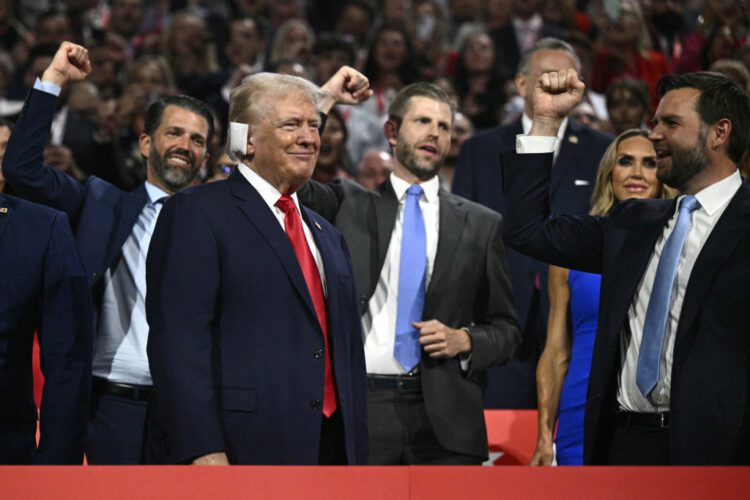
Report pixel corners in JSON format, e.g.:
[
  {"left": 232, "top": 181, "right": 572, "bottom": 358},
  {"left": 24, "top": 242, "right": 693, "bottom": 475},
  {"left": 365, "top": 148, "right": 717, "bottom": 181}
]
[{"left": 275, "top": 195, "right": 337, "bottom": 416}]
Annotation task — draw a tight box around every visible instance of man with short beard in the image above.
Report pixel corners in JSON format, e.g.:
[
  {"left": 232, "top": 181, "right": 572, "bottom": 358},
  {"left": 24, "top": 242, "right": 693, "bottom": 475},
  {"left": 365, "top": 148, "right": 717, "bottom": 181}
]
[
  {"left": 2, "top": 42, "right": 214, "bottom": 464},
  {"left": 301, "top": 82, "right": 520, "bottom": 464},
  {"left": 503, "top": 69, "right": 750, "bottom": 465}
]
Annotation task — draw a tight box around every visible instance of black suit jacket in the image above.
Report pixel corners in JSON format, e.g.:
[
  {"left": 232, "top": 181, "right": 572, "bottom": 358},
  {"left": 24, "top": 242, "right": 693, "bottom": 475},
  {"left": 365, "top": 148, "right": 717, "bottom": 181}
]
[
  {"left": 300, "top": 177, "right": 520, "bottom": 459},
  {"left": 0, "top": 194, "right": 92, "bottom": 464},
  {"left": 503, "top": 152, "right": 750, "bottom": 465},
  {"left": 452, "top": 118, "right": 612, "bottom": 408},
  {"left": 489, "top": 21, "right": 563, "bottom": 76}
]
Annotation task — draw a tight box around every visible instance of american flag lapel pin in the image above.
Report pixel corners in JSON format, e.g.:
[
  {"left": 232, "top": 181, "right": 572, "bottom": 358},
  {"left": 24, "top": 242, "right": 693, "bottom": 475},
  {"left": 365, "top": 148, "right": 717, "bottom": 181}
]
[
  {"left": 0, "top": 207, "right": 7, "bottom": 214},
  {"left": 568, "top": 135, "right": 579, "bottom": 144}
]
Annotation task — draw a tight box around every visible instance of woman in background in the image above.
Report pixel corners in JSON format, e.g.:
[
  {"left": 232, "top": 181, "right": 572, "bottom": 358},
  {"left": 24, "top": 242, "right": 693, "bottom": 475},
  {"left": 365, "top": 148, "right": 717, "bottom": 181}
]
[{"left": 530, "top": 129, "right": 677, "bottom": 466}]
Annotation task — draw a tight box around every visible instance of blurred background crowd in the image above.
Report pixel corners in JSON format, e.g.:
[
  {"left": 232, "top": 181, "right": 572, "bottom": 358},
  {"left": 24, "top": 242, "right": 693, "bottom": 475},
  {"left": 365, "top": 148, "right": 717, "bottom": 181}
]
[{"left": 0, "top": 0, "right": 748, "bottom": 196}]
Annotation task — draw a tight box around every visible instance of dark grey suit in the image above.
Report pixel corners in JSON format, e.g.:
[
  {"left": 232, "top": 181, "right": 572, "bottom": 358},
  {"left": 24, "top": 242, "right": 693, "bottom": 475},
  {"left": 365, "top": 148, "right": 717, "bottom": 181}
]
[{"left": 300, "top": 177, "right": 520, "bottom": 460}]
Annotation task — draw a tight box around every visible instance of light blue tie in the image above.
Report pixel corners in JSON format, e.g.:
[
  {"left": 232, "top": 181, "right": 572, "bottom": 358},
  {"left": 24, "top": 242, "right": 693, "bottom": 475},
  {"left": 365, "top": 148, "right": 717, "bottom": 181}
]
[
  {"left": 636, "top": 195, "right": 701, "bottom": 397},
  {"left": 394, "top": 184, "right": 426, "bottom": 372}
]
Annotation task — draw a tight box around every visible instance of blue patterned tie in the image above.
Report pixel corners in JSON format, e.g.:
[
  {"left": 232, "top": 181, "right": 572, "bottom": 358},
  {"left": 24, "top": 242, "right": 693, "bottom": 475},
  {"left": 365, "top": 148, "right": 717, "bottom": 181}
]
[
  {"left": 637, "top": 195, "right": 701, "bottom": 397},
  {"left": 394, "top": 185, "right": 426, "bottom": 372}
]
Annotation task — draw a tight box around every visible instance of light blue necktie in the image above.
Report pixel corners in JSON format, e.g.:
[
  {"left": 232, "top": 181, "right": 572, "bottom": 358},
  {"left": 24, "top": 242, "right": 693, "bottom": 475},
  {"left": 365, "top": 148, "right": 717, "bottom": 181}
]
[
  {"left": 636, "top": 195, "right": 701, "bottom": 397},
  {"left": 394, "top": 184, "right": 426, "bottom": 372}
]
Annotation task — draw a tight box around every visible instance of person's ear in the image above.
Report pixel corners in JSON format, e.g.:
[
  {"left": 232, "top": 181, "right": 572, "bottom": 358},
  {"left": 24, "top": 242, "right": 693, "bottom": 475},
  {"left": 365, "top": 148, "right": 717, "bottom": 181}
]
[
  {"left": 384, "top": 120, "right": 398, "bottom": 149},
  {"left": 710, "top": 118, "right": 732, "bottom": 152},
  {"left": 138, "top": 133, "right": 151, "bottom": 158}
]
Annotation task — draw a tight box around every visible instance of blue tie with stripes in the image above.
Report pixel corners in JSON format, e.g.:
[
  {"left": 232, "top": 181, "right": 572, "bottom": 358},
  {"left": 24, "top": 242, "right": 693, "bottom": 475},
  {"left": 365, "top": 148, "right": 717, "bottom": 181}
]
[
  {"left": 636, "top": 195, "right": 701, "bottom": 397},
  {"left": 394, "top": 185, "right": 426, "bottom": 372}
]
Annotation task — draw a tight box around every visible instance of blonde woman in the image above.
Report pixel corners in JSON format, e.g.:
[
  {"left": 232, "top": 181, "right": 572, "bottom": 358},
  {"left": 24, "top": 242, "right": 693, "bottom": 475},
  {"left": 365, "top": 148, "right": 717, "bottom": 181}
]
[{"left": 530, "top": 129, "right": 677, "bottom": 466}]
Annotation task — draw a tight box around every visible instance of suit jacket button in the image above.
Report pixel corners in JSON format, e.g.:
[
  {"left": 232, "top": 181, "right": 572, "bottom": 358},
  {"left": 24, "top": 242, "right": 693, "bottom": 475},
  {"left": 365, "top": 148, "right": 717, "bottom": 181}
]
[
  {"left": 313, "top": 349, "right": 324, "bottom": 359},
  {"left": 311, "top": 399, "right": 322, "bottom": 411},
  {"left": 359, "top": 295, "right": 367, "bottom": 305},
  {"left": 91, "top": 272, "right": 98, "bottom": 280}
]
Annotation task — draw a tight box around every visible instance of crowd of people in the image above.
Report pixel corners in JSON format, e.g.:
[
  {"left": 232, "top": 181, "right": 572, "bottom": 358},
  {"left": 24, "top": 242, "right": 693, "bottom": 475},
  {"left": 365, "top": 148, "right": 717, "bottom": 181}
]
[{"left": 1, "top": 0, "right": 750, "bottom": 468}]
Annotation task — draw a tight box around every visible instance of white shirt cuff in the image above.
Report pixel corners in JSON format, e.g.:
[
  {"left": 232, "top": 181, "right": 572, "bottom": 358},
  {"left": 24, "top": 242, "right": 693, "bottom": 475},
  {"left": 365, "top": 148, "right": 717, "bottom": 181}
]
[
  {"left": 516, "top": 134, "right": 557, "bottom": 154},
  {"left": 34, "top": 78, "right": 61, "bottom": 97}
]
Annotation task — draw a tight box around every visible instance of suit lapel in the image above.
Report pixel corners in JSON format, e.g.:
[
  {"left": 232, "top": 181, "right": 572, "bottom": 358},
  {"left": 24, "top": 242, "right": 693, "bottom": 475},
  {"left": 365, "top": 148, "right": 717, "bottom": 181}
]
[
  {"left": 373, "top": 180, "right": 399, "bottom": 274},
  {"left": 105, "top": 184, "right": 148, "bottom": 272},
  {"left": 229, "top": 170, "right": 318, "bottom": 321},
  {"left": 425, "top": 190, "right": 466, "bottom": 306},
  {"left": 675, "top": 184, "right": 750, "bottom": 350},
  {"left": 301, "top": 205, "right": 341, "bottom": 334},
  {"left": 604, "top": 200, "right": 676, "bottom": 346},
  {"left": 0, "top": 194, "right": 13, "bottom": 241}
]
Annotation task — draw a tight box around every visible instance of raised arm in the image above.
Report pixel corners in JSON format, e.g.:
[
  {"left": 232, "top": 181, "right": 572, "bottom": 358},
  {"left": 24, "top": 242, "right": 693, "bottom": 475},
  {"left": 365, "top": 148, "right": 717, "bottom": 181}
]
[
  {"left": 318, "top": 65, "right": 372, "bottom": 115},
  {"left": 530, "top": 265, "right": 571, "bottom": 466},
  {"left": 503, "top": 69, "right": 606, "bottom": 273},
  {"left": 2, "top": 42, "right": 92, "bottom": 223}
]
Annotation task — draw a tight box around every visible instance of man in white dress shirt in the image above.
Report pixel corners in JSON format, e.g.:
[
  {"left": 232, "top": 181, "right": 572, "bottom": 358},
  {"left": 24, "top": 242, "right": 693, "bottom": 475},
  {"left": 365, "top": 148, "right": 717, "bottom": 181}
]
[
  {"left": 503, "top": 68, "right": 750, "bottom": 464},
  {"left": 302, "top": 82, "right": 521, "bottom": 464}
]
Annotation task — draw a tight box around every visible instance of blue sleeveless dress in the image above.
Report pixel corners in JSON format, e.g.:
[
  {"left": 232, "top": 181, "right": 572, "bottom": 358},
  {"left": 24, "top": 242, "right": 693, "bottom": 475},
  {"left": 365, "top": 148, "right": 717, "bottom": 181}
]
[{"left": 555, "top": 270, "right": 601, "bottom": 465}]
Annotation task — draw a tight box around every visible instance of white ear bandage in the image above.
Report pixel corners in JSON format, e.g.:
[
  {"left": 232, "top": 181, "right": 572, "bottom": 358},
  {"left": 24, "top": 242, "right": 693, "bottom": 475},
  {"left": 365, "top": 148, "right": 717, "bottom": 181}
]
[{"left": 228, "top": 121, "right": 249, "bottom": 160}]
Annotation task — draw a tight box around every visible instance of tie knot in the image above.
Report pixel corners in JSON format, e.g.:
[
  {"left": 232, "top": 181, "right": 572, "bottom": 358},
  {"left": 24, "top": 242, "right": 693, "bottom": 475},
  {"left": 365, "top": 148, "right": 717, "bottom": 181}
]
[
  {"left": 406, "top": 185, "right": 424, "bottom": 198},
  {"left": 679, "top": 195, "right": 700, "bottom": 214},
  {"left": 275, "top": 194, "right": 297, "bottom": 214}
]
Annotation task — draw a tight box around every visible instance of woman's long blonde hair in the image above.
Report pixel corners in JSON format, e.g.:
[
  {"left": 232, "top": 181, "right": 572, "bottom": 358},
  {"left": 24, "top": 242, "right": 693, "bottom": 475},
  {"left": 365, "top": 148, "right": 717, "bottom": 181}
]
[{"left": 589, "top": 129, "right": 677, "bottom": 216}]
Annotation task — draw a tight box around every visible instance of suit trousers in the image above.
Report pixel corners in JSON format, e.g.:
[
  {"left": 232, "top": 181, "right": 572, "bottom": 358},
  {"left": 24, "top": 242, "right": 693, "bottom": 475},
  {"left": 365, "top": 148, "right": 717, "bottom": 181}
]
[
  {"left": 318, "top": 410, "right": 348, "bottom": 465},
  {"left": 86, "top": 392, "right": 149, "bottom": 464},
  {"left": 367, "top": 383, "right": 482, "bottom": 465},
  {"left": 0, "top": 421, "right": 36, "bottom": 464},
  {"left": 606, "top": 417, "right": 671, "bottom": 465}
]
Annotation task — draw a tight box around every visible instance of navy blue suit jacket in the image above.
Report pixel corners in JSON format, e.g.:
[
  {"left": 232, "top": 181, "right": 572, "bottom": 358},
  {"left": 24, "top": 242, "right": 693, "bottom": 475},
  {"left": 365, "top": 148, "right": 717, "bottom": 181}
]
[
  {"left": 145, "top": 170, "right": 368, "bottom": 465},
  {"left": 0, "top": 194, "right": 92, "bottom": 464},
  {"left": 452, "top": 119, "right": 612, "bottom": 408},
  {"left": 503, "top": 152, "right": 750, "bottom": 464},
  {"left": 3, "top": 88, "right": 149, "bottom": 306}
]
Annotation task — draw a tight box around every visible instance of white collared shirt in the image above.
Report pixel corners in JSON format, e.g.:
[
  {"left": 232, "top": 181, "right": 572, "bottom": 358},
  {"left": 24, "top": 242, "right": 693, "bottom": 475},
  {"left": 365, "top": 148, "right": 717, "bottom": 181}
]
[
  {"left": 512, "top": 14, "right": 543, "bottom": 53},
  {"left": 237, "top": 163, "right": 327, "bottom": 294},
  {"left": 363, "top": 173, "right": 440, "bottom": 374},
  {"left": 618, "top": 170, "right": 742, "bottom": 412},
  {"left": 93, "top": 181, "right": 169, "bottom": 385}
]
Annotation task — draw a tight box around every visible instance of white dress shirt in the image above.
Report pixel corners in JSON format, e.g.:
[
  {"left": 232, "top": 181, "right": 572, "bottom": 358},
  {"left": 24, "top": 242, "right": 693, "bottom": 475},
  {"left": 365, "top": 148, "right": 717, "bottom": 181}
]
[
  {"left": 512, "top": 14, "right": 543, "bottom": 54},
  {"left": 237, "top": 163, "right": 327, "bottom": 294},
  {"left": 363, "top": 173, "right": 440, "bottom": 374},
  {"left": 516, "top": 133, "right": 743, "bottom": 412},
  {"left": 93, "top": 182, "right": 169, "bottom": 385},
  {"left": 618, "top": 170, "right": 742, "bottom": 412}
]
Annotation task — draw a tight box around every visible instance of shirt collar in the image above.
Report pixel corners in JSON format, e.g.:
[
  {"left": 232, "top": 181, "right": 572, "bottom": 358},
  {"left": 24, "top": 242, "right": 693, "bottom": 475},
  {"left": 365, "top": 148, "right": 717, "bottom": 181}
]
[
  {"left": 237, "top": 163, "right": 303, "bottom": 213},
  {"left": 513, "top": 13, "right": 542, "bottom": 30},
  {"left": 691, "top": 169, "right": 742, "bottom": 217},
  {"left": 144, "top": 181, "right": 170, "bottom": 205},
  {"left": 522, "top": 113, "right": 568, "bottom": 141},
  {"left": 389, "top": 172, "right": 440, "bottom": 204}
]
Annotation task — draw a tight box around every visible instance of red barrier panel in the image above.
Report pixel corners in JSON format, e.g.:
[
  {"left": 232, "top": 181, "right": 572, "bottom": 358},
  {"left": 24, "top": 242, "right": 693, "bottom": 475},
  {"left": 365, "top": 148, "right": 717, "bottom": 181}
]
[
  {"left": 1, "top": 466, "right": 748, "bottom": 499},
  {"left": 484, "top": 409, "right": 537, "bottom": 465}
]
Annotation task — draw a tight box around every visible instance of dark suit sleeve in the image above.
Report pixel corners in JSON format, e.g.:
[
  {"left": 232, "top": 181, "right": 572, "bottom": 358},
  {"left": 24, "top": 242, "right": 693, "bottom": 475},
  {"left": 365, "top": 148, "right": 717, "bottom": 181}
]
[
  {"left": 465, "top": 213, "right": 521, "bottom": 375},
  {"left": 2, "top": 89, "right": 86, "bottom": 223},
  {"left": 146, "top": 193, "right": 225, "bottom": 463},
  {"left": 451, "top": 138, "right": 476, "bottom": 199},
  {"left": 34, "top": 212, "right": 92, "bottom": 464},
  {"left": 503, "top": 151, "right": 606, "bottom": 273},
  {"left": 297, "top": 179, "right": 347, "bottom": 223}
]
